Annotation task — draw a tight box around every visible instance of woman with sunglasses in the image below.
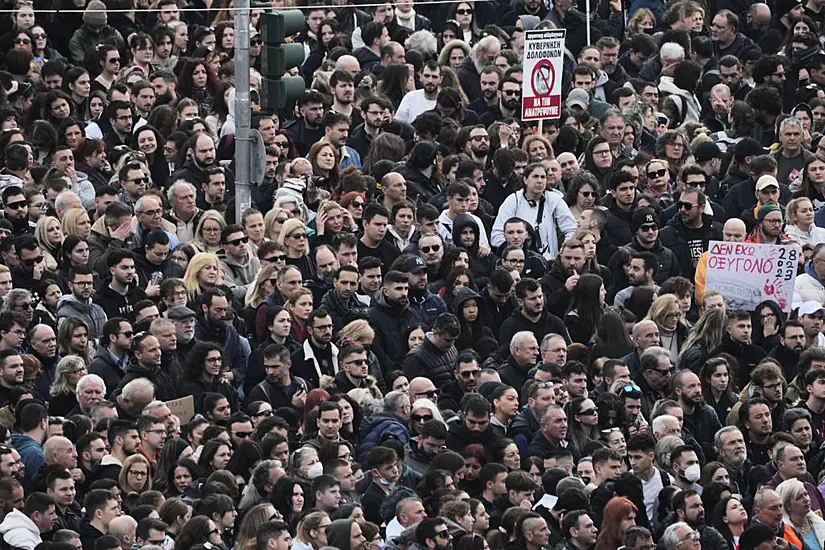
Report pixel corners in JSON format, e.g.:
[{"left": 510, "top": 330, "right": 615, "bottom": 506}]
[
  {"left": 245, "top": 401, "right": 273, "bottom": 427},
  {"left": 564, "top": 172, "right": 599, "bottom": 221},
  {"left": 293, "top": 511, "right": 332, "bottom": 550},
  {"left": 409, "top": 398, "right": 444, "bottom": 437},
  {"left": 174, "top": 515, "right": 224, "bottom": 550},
  {"left": 278, "top": 218, "right": 314, "bottom": 281},
  {"left": 567, "top": 397, "right": 600, "bottom": 459},
  {"left": 341, "top": 192, "right": 366, "bottom": 231},
  {"left": 646, "top": 294, "right": 688, "bottom": 362}
]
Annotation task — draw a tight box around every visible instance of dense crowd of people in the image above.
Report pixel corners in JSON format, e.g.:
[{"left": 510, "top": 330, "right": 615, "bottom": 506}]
[{"left": 0, "top": 0, "right": 825, "bottom": 550}]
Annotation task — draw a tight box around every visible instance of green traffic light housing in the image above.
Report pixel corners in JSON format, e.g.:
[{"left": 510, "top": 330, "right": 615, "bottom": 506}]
[{"left": 260, "top": 10, "right": 307, "bottom": 111}]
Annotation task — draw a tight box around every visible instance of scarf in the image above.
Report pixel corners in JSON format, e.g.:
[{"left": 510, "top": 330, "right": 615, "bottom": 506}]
[{"left": 395, "top": 7, "right": 417, "bottom": 29}]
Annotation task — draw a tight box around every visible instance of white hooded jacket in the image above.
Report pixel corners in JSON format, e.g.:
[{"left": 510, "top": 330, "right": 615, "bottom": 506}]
[{"left": 0, "top": 509, "right": 42, "bottom": 550}]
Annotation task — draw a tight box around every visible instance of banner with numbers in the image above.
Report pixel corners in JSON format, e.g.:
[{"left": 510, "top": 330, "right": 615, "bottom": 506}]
[{"left": 705, "top": 241, "right": 799, "bottom": 312}]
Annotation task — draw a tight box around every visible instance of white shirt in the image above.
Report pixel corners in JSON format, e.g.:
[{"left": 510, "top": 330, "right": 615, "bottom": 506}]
[
  {"left": 491, "top": 189, "right": 577, "bottom": 259},
  {"left": 640, "top": 467, "right": 674, "bottom": 522},
  {"left": 396, "top": 89, "right": 437, "bottom": 124}
]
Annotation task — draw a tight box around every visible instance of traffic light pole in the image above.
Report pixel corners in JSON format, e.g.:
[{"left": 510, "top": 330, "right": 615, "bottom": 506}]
[{"left": 234, "top": 0, "right": 252, "bottom": 222}]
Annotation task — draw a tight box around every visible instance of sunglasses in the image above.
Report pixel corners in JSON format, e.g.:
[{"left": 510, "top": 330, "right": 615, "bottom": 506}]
[
  {"left": 345, "top": 358, "right": 368, "bottom": 366},
  {"left": 679, "top": 201, "right": 698, "bottom": 210},
  {"left": 435, "top": 531, "right": 452, "bottom": 540},
  {"left": 420, "top": 245, "right": 441, "bottom": 253},
  {"left": 253, "top": 409, "right": 272, "bottom": 417},
  {"left": 14, "top": 37, "right": 30, "bottom": 45},
  {"left": 33, "top": 33, "right": 46, "bottom": 39},
  {"left": 412, "top": 414, "right": 433, "bottom": 422},
  {"left": 5, "top": 201, "right": 26, "bottom": 210},
  {"left": 415, "top": 390, "right": 438, "bottom": 398},
  {"left": 647, "top": 168, "right": 667, "bottom": 178},
  {"left": 289, "top": 233, "right": 307, "bottom": 240},
  {"left": 459, "top": 369, "right": 481, "bottom": 379},
  {"left": 639, "top": 224, "right": 658, "bottom": 232},
  {"left": 233, "top": 431, "right": 253, "bottom": 438},
  {"left": 119, "top": 331, "right": 134, "bottom": 337},
  {"left": 263, "top": 255, "right": 286, "bottom": 262},
  {"left": 578, "top": 408, "right": 597, "bottom": 416},
  {"left": 22, "top": 256, "right": 43, "bottom": 266},
  {"left": 621, "top": 383, "right": 642, "bottom": 393},
  {"left": 503, "top": 89, "right": 521, "bottom": 96},
  {"left": 226, "top": 236, "right": 249, "bottom": 246},
  {"left": 455, "top": 8, "right": 473, "bottom": 13},
  {"left": 129, "top": 177, "right": 149, "bottom": 184},
  {"left": 580, "top": 191, "right": 596, "bottom": 197},
  {"left": 351, "top": 201, "right": 365, "bottom": 208},
  {"left": 108, "top": 58, "right": 121, "bottom": 64},
  {"left": 250, "top": 38, "right": 261, "bottom": 46}
]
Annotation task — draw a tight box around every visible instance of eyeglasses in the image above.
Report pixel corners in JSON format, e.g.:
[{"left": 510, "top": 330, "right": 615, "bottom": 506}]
[
  {"left": 677, "top": 532, "right": 700, "bottom": 544},
  {"left": 33, "top": 33, "right": 45, "bottom": 39},
  {"left": 503, "top": 89, "right": 521, "bottom": 96},
  {"left": 253, "top": 409, "right": 273, "bottom": 418},
  {"left": 639, "top": 224, "right": 658, "bottom": 232},
  {"left": 593, "top": 149, "right": 612, "bottom": 157},
  {"left": 313, "top": 324, "right": 333, "bottom": 332},
  {"left": 647, "top": 168, "right": 667, "bottom": 178},
  {"left": 654, "top": 368, "right": 672, "bottom": 376},
  {"left": 129, "top": 470, "right": 148, "bottom": 477},
  {"left": 226, "top": 236, "right": 249, "bottom": 246},
  {"left": 72, "top": 280, "right": 93, "bottom": 287},
  {"left": 420, "top": 245, "right": 441, "bottom": 253},
  {"left": 5, "top": 201, "right": 26, "bottom": 210},
  {"left": 760, "top": 313, "right": 777, "bottom": 320},
  {"left": 12, "top": 302, "right": 32, "bottom": 311}
]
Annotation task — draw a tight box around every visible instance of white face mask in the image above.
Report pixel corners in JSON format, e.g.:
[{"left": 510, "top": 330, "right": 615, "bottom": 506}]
[
  {"left": 306, "top": 462, "right": 323, "bottom": 479},
  {"left": 682, "top": 464, "right": 701, "bottom": 483}
]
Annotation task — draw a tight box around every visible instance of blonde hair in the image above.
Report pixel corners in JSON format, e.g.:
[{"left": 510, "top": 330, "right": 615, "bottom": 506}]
[
  {"left": 248, "top": 263, "right": 277, "bottom": 309},
  {"left": 786, "top": 197, "right": 813, "bottom": 225},
  {"left": 183, "top": 252, "right": 224, "bottom": 299},
  {"left": 278, "top": 218, "right": 309, "bottom": 256},
  {"left": 338, "top": 319, "right": 375, "bottom": 345},
  {"left": 264, "top": 207, "right": 290, "bottom": 242},
  {"left": 50, "top": 355, "right": 87, "bottom": 397},
  {"left": 35, "top": 215, "right": 62, "bottom": 256},
  {"left": 120, "top": 454, "right": 153, "bottom": 494},
  {"left": 61, "top": 208, "right": 90, "bottom": 237},
  {"left": 522, "top": 135, "right": 554, "bottom": 159},
  {"left": 194, "top": 209, "right": 227, "bottom": 251},
  {"left": 627, "top": 8, "right": 655, "bottom": 36},
  {"left": 645, "top": 294, "right": 683, "bottom": 328},
  {"left": 317, "top": 200, "right": 342, "bottom": 217}
]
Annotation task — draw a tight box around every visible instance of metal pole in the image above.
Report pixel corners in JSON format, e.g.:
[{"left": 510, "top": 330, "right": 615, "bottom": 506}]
[
  {"left": 234, "top": 0, "right": 252, "bottom": 222},
  {"left": 585, "top": 0, "right": 591, "bottom": 46}
]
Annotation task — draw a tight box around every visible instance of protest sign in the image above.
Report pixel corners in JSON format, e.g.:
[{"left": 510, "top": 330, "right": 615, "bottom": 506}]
[
  {"left": 166, "top": 395, "right": 195, "bottom": 424},
  {"left": 521, "top": 29, "right": 565, "bottom": 121},
  {"left": 705, "top": 241, "right": 798, "bottom": 312}
]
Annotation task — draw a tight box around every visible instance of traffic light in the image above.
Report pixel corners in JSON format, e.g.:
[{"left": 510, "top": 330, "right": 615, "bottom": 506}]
[{"left": 261, "top": 10, "right": 306, "bottom": 111}]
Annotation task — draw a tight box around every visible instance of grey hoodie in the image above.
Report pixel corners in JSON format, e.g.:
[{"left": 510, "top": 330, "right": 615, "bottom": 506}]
[
  {"left": 326, "top": 519, "right": 355, "bottom": 550},
  {"left": 56, "top": 294, "right": 108, "bottom": 339}
]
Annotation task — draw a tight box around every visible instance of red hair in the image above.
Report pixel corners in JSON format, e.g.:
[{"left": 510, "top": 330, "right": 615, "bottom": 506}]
[
  {"left": 302, "top": 389, "right": 330, "bottom": 432},
  {"left": 595, "top": 497, "right": 638, "bottom": 550}
]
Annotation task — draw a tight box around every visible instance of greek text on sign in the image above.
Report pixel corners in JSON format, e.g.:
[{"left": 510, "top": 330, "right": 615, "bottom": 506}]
[
  {"left": 522, "top": 29, "right": 566, "bottom": 121},
  {"left": 705, "top": 241, "right": 799, "bottom": 312}
]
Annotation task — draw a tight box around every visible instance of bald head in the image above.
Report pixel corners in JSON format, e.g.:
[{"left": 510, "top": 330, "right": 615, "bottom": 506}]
[
  {"left": 109, "top": 516, "right": 137, "bottom": 545},
  {"left": 409, "top": 377, "right": 437, "bottom": 402},
  {"left": 335, "top": 55, "right": 361, "bottom": 77},
  {"left": 723, "top": 218, "right": 747, "bottom": 242},
  {"left": 748, "top": 3, "right": 771, "bottom": 26}
]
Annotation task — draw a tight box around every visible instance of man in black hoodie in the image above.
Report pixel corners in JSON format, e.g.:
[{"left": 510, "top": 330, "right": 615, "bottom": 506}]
[
  {"left": 326, "top": 518, "right": 367, "bottom": 550},
  {"left": 114, "top": 333, "right": 177, "bottom": 401},
  {"left": 92, "top": 250, "right": 147, "bottom": 323},
  {"left": 79, "top": 489, "right": 119, "bottom": 550},
  {"left": 659, "top": 188, "right": 723, "bottom": 281},
  {"left": 171, "top": 132, "right": 236, "bottom": 204},
  {"left": 624, "top": 208, "right": 681, "bottom": 286},
  {"left": 321, "top": 265, "right": 368, "bottom": 333},
  {"left": 600, "top": 172, "right": 638, "bottom": 251},
  {"left": 540, "top": 240, "right": 586, "bottom": 318}
]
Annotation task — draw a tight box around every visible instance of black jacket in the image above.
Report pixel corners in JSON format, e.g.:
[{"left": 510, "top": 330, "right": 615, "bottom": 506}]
[
  {"left": 659, "top": 213, "right": 724, "bottom": 280},
  {"left": 539, "top": 261, "right": 574, "bottom": 318},
  {"left": 446, "top": 421, "right": 494, "bottom": 453},
  {"left": 92, "top": 281, "right": 149, "bottom": 323},
  {"left": 497, "top": 355, "right": 534, "bottom": 395},
  {"left": 368, "top": 294, "right": 422, "bottom": 364},
  {"left": 115, "top": 361, "right": 179, "bottom": 402},
  {"left": 624, "top": 236, "right": 681, "bottom": 285},
  {"left": 171, "top": 159, "right": 236, "bottom": 203},
  {"left": 499, "top": 308, "right": 569, "bottom": 356},
  {"left": 509, "top": 407, "right": 540, "bottom": 456},
  {"left": 179, "top": 377, "right": 240, "bottom": 414},
  {"left": 723, "top": 175, "right": 792, "bottom": 220},
  {"left": 710, "top": 334, "right": 768, "bottom": 388},
  {"left": 247, "top": 376, "right": 309, "bottom": 411},
  {"left": 602, "top": 196, "right": 636, "bottom": 250},
  {"left": 402, "top": 338, "right": 457, "bottom": 389},
  {"left": 282, "top": 118, "right": 324, "bottom": 157},
  {"left": 394, "top": 161, "right": 442, "bottom": 204},
  {"left": 87, "top": 345, "right": 127, "bottom": 399},
  {"left": 194, "top": 315, "right": 246, "bottom": 388}
]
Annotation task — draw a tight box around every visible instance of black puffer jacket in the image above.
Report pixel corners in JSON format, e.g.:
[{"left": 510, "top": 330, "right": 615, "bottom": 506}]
[
  {"left": 402, "top": 337, "right": 457, "bottom": 389},
  {"left": 368, "top": 292, "right": 422, "bottom": 364},
  {"left": 451, "top": 286, "right": 496, "bottom": 353},
  {"left": 624, "top": 236, "right": 681, "bottom": 286}
]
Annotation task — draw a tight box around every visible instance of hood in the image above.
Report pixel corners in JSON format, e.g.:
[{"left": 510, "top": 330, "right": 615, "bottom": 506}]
[
  {"left": 91, "top": 215, "right": 109, "bottom": 237},
  {"left": 10, "top": 433, "right": 40, "bottom": 450},
  {"left": 452, "top": 286, "right": 485, "bottom": 318},
  {"left": 452, "top": 213, "right": 480, "bottom": 252},
  {"left": 327, "top": 519, "right": 354, "bottom": 550},
  {"left": 57, "top": 294, "right": 91, "bottom": 312},
  {"left": 518, "top": 14, "right": 541, "bottom": 29},
  {"left": 0, "top": 509, "right": 39, "bottom": 537}
]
